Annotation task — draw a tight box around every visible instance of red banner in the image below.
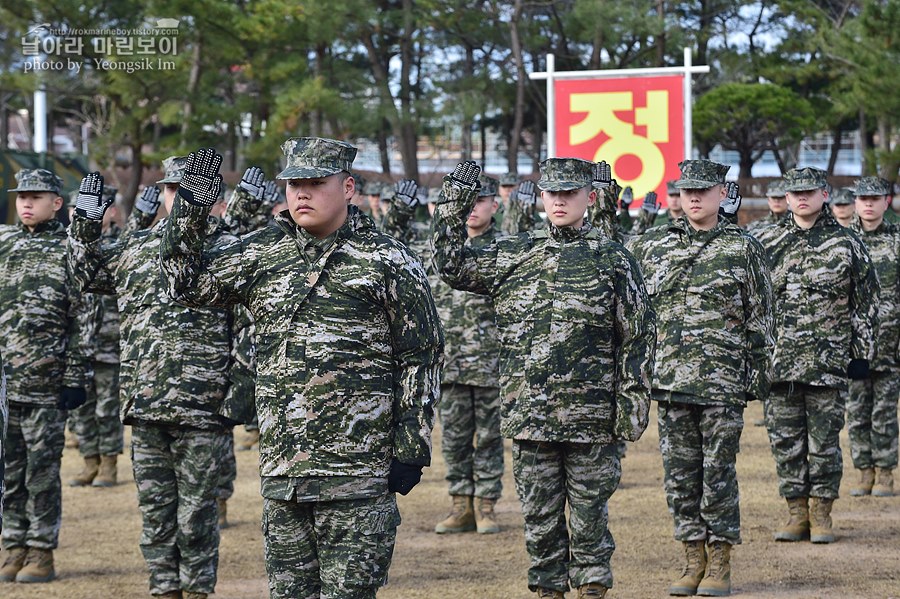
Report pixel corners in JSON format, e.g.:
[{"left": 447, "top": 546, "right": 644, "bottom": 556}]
[{"left": 555, "top": 75, "right": 684, "bottom": 206}]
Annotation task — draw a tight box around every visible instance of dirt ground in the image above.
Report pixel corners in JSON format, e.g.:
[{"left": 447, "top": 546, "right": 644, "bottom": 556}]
[{"left": 2, "top": 401, "right": 899, "bottom": 599}]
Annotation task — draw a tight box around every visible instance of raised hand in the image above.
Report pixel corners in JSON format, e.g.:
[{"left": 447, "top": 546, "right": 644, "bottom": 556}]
[
  {"left": 178, "top": 147, "right": 224, "bottom": 207},
  {"left": 720, "top": 181, "right": 742, "bottom": 216},
  {"left": 592, "top": 160, "right": 612, "bottom": 189},
  {"left": 134, "top": 185, "right": 161, "bottom": 215},
  {"left": 642, "top": 191, "right": 661, "bottom": 215},
  {"left": 450, "top": 161, "right": 481, "bottom": 190},
  {"left": 620, "top": 186, "right": 634, "bottom": 210},
  {"left": 395, "top": 179, "right": 419, "bottom": 207},
  {"left": 238, "top": 166, "right": 266, "bottom": 201},
  {"left": 515, "top": 180, "right": 536, "bottom": 205},
  {"left": 74, "top": 172, "right": 112, "bottom": 220}
]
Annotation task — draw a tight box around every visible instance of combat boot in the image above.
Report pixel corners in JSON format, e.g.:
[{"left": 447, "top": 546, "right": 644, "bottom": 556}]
[
  {"left": 696, "top": 542, "right": 731, "bottom": 597},
  {"left": 872, "top": 468, "right": 894, "bottom": 497},
  {"left": 93, "top": 454, "right": 118, "bottom": 487},
  {"left": 217, "top": 498, "right": 229, "bottom": 529},
  {"left": 576, "top": 583, "right": 607, "bottom": 598},
  {"left": 668, "top": 540, "right": 707, "bottom": 596},
  {"left": 475, "top": 497, "right": 500, "bottom": 534},
  {"left": 809, "top": 497, "right": 835, "bottom": 543},
  {"left": 183, "top": 592, "right": 207, "bottom": 599},
  {"left": 774, "top": 496, "right": 809, "bottom": 541},
  {"left": 69, "top": 454, "right": 101, "bottom": 487},
  {"left": 849, "top": 468, "right": 875, "bottom": 496},
  {"left": 536, "top": 588, "right": 565, "bottom": 599},
  {"left": 238, "top": 429, "right": 259, "bottom": 451},
  {"left": 152, "top": 592, "right": 182, "bottom": 598},
  {"left": 15, "top": 548, "right": 55, "bottom": 583},
  {"left": 434, "top": 495, "right": 476, "bottom": 533},
  {"left": 0, "top": 547, "right": 27, "bottom": 582}
]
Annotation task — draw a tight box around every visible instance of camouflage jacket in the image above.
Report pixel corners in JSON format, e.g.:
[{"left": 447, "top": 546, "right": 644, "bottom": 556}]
[
  {"left": 159, "top": 200, "right": 443, "bottom": 488},
  {"left": 68, "top": 215, "right": 234, "bottom": 430},
  {"left": 0, "top": 220, "right": 93, "bottom": 405},
  {"left": 627, "top": 217, "right": 774, "bottom": 405},
  {"left": 850, "top": 216, "right": 900, "bottom": 372},
  {"left": 433, "top": 178, "right": 656, "bottom": 444},
  {"left": 756, "top": 208, "right": 879, "bottom": 389},
  {"left": 746, "top": 211, "right": 787, "bottom": 237},
  {"left": 92, "top": 222, "right": 122, "bottom": 364},
  {"left": 501, "top": 198, "right": 541, "bottom": 235},
  {"left": 588, "top": 185, "right": 634, "bottom": 242}
]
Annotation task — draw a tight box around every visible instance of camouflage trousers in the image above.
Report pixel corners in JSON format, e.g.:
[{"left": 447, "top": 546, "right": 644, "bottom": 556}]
[
  {"left": 69, "top": 361, "right": 123, "bottom": 457},
  {"left": 512, "top": 440, "right": 621, "bottom": 592},
  {"left": 847, "top": 372, "right": 900, "bottom": 470},
  {"left": 1, "top": 402, "right": 65, "bottom": 550},
  {"left": 766, "top": 383, "right": 844, "bottom": 499},
  {"left": 131, "top": 423, "right": 229, "bottom": 595},
  {"left": 217, "top": 431, "right": 236, "bottom": 501},
  {"left": 262, "top": 493, "right": 400, "bottom": 599},
  {"left": 0, "top": 371, "right": 6, "bottom": 530},
  {"left": 658, "top": 402, "right": 744, "bottom": 545},
  {"left": 439, "top": 383, "right": 503, "bottom": 498}
]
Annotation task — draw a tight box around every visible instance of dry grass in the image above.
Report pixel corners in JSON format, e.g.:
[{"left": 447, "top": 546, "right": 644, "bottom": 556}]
[{"left": 2, "top": 400, "right": 898, "bottom": 598}]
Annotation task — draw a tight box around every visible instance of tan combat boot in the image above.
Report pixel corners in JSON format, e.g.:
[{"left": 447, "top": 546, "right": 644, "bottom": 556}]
[
  {"left": 434, "top": 495, "right": 476, "bottom": 533},
  {"left": 809, "top": 497, "right": 835, "bottom": 543},
  {"left": 537, "top": 588, "right": 566, "bottom": 599},
  {"left": 217, "top": 498, "right": 229, "bottom": 529},
  {"left": 696, "top": 542, "right": 731, "bottom": 596},
  {"left": 69, "top": 454, "right": 101, "bottom": 487},
  {"left": 849, "top": 468, "right": 876, "bottom": 496},
  {"left": 93, "top": 454, "right": 118, "bottom": 487},
  {"left": 0, "top": 547, "right": 27, "bottom": 582},
  {"left": 872, "top": 468, "right": 894, "bottom": 497},
  {"left": 15, "top": 548, "right": 55, "bottom": 583},
  {"left": 774, "top": 496, "right": 809, "bottom": 541},
  {"left": 238, "top": 429, "right": 260, "bottom": 451},
  {"left": 577, "top": 583, "right": 607, "bottom": 598},
  {"left": 669, "top": 540, "right": 707, "bottom": 596},
  {"left": 475, "top": 497, "right": 500, "bottom": 534}
]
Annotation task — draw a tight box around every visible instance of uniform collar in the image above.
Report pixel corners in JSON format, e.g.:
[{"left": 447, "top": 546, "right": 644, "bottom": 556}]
[
  {"left": 20, "top": 218, "right": 65, "bottom": 236},
  {"left": 548, "top": 221, "right": 593, "bottom": 241}
]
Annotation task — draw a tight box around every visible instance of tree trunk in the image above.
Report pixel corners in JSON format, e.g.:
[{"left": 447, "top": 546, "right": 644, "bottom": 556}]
[
  {"left": 123, "top": 141, "right": 143, "bottom": 213},
  {"left": 377, "top": 125, "right": 391, "bottom": 174},
  {"left": 826, "top": 125, "right": 842, "bottom": 175},
  {"left": 180, "top": 35, "right": 203, "bottom": 147},
  {"left": 859, "top": 108, "right": 869, "bottom": 175},
  {"left": 508, "top": 0, "right": 527, "bottom": 170},
  {"left": 656, "top": 0, "right": 666, "bottom": 66},
  {"left": 739, "top": 150, "right": 754, "bottom": 179},
  {"left": 461, "top": 44, "right": 474, "bottom": 161},
  {"left": 1, "top": 94, "right": 9, "bottom": 151},
  {"left": 396, "top": 0, "right": 419, "bottom": 180}
]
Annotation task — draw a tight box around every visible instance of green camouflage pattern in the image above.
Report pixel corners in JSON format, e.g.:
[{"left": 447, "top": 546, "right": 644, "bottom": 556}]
[
  {"left": 222, "top": 185, "right": 273, "bottom": 236},
  {"left": 0, "top": 219, "right": 94, "bottom": 405},
  {"left": 93, "top": 223, "right": 123, "bottom": 364},
  {"left": 70, "top": 361, "right": 123, "bottom": 456},
  {"left": 766, "top": 179, "right": 786, "bottom": 198},
  {"left": 158, "top": 199, "right": 443, "bottom": 485},
  {"left": 782, "top": 166, "right": 827, "bottom": 192},
  {"left": 2, "top": 404, "right": 66, "bottom": 549},
  {"left": 276, "top": 137, "right": 357, "bottom": 180},
  {"left": 440, "top": 383, "right": 503, "bottom": 499},
  {"left": 658, "top": 403, "right": 743, "bottom": 544},
  {"left": 852, "top": 176, "right": 892, "bottom": 196},
  {"left": 157, "top": 156, "right": 187, "bottom": 184},
  {"left": 626, "top": 217, "right": 774, "bottom": 404},
  {"left": 131, "top": 423, "right": 229, "bottom": 595},
  {"left": 755, "top": 209, "right": 879, "bottom": 389},
  {"left": 262, "top": 493, "right": 399, "bottom": 599},
  {"left": 847, "top": 373, "right": 899, "bottom": 469},
  {"left": 8, "top": 168, "right": 63, "bottom": 194},
  {"left": 432, "top": 176, "right": 656, "bottom": 445},
  {"left": 500, "top": 172, "right": 519, "bottom": 186},
  {"left": 765, "top": 383, "right": 844, "bottom": 498},
  {"left": 216, "top": 433, "right": 236, "bottom": 502},
  {"left": 667, "top": 180, "right": 679, "bottom": 195},
  {"left": 831, "top": 187, "right": 854, "bottom": 205},
  {"left": 67, "top": 215, "right": 234, "bottom": 430},
  {"left": 478, "top": 174, "right": 499, "bottom": 198},
  {"left": 500, "top": 196, "right": 542, "bottom": 235},
  {"left": 745, "top": 211, "right": 788, "bottom": 237},
  {"left": 0, "top": 357, "right": 5, "bottom": 529},
  {"left": 673, "top": 160, "right": 729, "bottom": 189},
  {"left": 537, "top": 158, "right": 593, "bottom": 192},
  {"left": 512, "top": 440, "right": 621, "bottom": 592}
]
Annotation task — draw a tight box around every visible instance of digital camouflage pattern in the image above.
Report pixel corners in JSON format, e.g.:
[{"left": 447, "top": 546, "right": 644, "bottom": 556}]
[
  {"left": 658, "top": 403, "right": 744, "bottom": 544},
  {"left": 157, "top": 155, "right": 187, "bottom": 184},
  {"left": 440, "top": 383, "right": 503, "bottom": 499},
  {"left": 673, "top": 160, "right": 729, "bottom": 189},
  {"left": 746, "top": 211, "right": 788, "bottom": 237},
  {"left": 782, "top": 166, "right": 827, "bottom": 192},
  {"left": 500, "top": 172, "right": 519, "bottom": 186},
  {"left": 626, "top": 217, "right": 774, "bottom": 404},
  {"left": 537, "top": 158, "right": 593, "bottom": 191},
  {"left": 0, "top": 356, "right": 6, "bottom": 530},
  {"left": 512, "top": 440, "right": 621, "bottom": 592},
  {"left": 831, "top": 188, "right": 854, "bottom": 206},
  {"left": 7, "top": 168, "right": 63, "bottom": 194},
  {"left": 433, "top": 177, "right": 656, "bottom": 444},
  {"left": 276, "top": 137, "right": 356, "bottom": 179},
  {"left": 851, "top": 176, "right": 892, "bottom": 196},
  {"left": 262, "top": 493, "right": 399, "bottom": 599},
  {"left": 478, "top": 174, "right": 499, "bottom": 198},
  {"left": 848, "top": 374, "right": 899, "bottom": 470},
  {"left": 754, "top": 208, "right": 878, "bottom": 389},
  {"left": 70, "top": 362, "right": 122, "bottom": 457},
  {"left": 766, "top": 179, "right": 786, "bottom": 197}
]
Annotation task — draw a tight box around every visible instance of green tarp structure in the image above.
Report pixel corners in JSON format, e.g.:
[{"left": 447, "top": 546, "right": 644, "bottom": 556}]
[{"left": 1, "top": 150, "right": 89, "bottom": 224}]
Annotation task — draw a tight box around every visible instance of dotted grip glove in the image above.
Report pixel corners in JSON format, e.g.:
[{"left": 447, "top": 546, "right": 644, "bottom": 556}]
[
  {"left": 74, "top": 172, "right": 113, "bottom": 220},
  {"left": 592, "top": 160, "right": 612, "bottom": 190},
  {"left": 720, "top": 181, "right": 742, "bottom": 217},
  {"left": 394, "top": 179, "right": 419, "bottom": 207},
  {"left": 178, "top": 148, "right": 224, "bottom": 207},
  {"left": 134, "top": 185, "right": 161, "bottom": 215}
]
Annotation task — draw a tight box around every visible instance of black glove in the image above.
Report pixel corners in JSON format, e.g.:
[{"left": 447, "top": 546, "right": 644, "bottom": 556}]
[
  {"left": 450, "top": 161, "right": 481, "bottom": 190},
  {"left": 642, "top": 191, "right": 661, "bottom": 215},
  {"left": 387, "top": 458, "right": 423, "bottom": 495},
  {"left": 620, "top": 186, "right": 634, "bottom": 210},
  {"left": 75, "top": 172, "right": 113, "bottom": 220},
  {"left": 238, "top": 166, "right": 266, "bottom": 201},
  {"left": 515, "top": 180, "right": 536, "bottom": 205},
  {"left": 394, "top": 179, "right": 419, "bottom": 207},
  {"left": 847, "top": 359, "right": 870, "bottom": 381},
  {"left": 720, "top": 181, "right": 742, "bottom": 217},
  {"left": 592, "top": 160, "right": 612, "bottom": 189},
  {"left": 178, "top": 148, "right": 224, "bottom": 207},
  {"left": 262, "top": 180, "right": 279, "bottom": 207},
  {"left": 134, "top": 185, "right": 161, "bottom": 215},
  {"left": 58, "top": 387, "right": 87, "bottom": 410}
]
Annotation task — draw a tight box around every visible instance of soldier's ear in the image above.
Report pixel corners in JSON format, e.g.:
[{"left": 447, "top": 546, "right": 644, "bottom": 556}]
[
  {"left": 52, "top": 195, "right": 64, "bottom": 211},
  {"left": 587, "top": 189, "right": 597, "bottom": 206}
]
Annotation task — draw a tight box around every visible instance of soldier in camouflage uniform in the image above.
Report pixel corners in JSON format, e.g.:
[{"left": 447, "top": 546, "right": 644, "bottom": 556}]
[
  {"left": 829, "top": 187, "right": 856, "bottom": 228},
  {"left": 433, "top": 158, "right": 656, "bottom": 599},
  {"left": 433, "top": 174, "right": 504, "bottom": 536},
  {"left": 746, "top": 179, "right": 788, "bottom": 237},
  {"left": 627, "top": 160, "right": 774, "bottom": 597},
  {"left": 846, "top": 177, "right": 899, "bottom": 497},
  {"left": 755, "top": 167, "right": 879, "bottom": 545},
  {"left": 1, "top": 354, "right": 6, "bottom": 532},
  {"left": 67, "top": 159, "right": 234, "bottom": 599},
  {"left": 158, "top": 139, "right": 443, "bottom": 599},
  {"left": 0, "top": 169, "right": 92, "bottom": 584}
]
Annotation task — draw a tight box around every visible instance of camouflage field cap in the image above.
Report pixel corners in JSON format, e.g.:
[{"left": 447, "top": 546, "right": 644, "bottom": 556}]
[
  {"left": 478, "top": 174, "right": 499, "bottom": 198},
  {"left": 783, "top": 167, "right": 827, "bottom": 192},
  {"left": 666, "top": 180, "right": 679, "bottom": 195},
  {"left": 538, "top": 157, "right": 593, "bottom": 191},
  {"left": 352, "top": 172, "right": 367, "bottom": 194},
  {"left": 851, "top": 176, "right": 891, "bottom": 196},
  {"left": 766, "top": 179, "right": 786, "bottom": 198},
  {"left": 277, "top": 137, "right": 357, "bottom": 180},
  {"left": 830, "top": 187, "right": 854, "bottom": 205},
  {"left": 8, "top": 168, "right": 63, "bottom": 195},
  {"left": 157, "top": 156, "right": 187, "bottom": 184},
  {"left": 499, "top": 172, "right": 519, "bottom": 186},
  {"left": 362, "top": 180, "right": 382, "bottom": 196},
  {"left": 674, "top": 160, "right": 729, "bottom": 189}
]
